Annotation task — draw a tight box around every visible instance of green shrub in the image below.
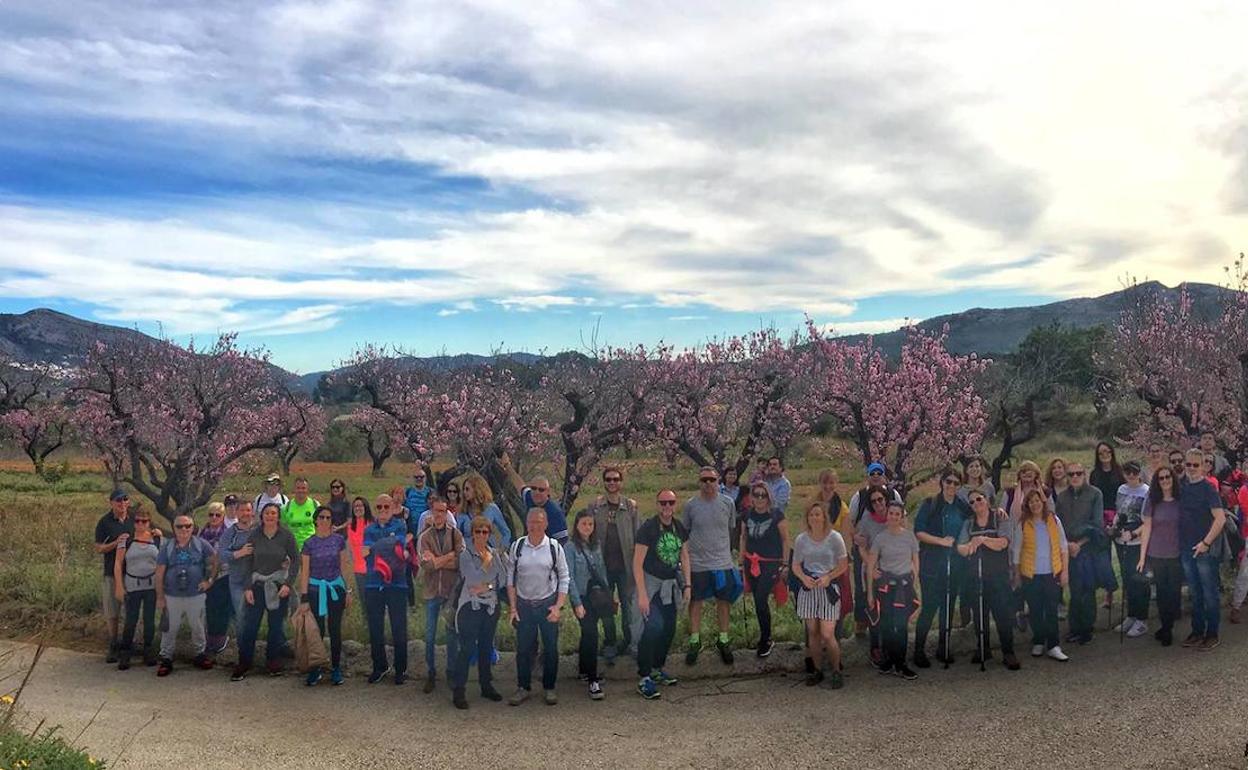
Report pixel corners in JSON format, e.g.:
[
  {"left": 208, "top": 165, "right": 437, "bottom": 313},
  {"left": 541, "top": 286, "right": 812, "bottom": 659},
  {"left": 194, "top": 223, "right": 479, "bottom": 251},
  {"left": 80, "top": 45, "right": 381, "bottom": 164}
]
[{"left": 0, "top": 725, "right": 106, "bottom": 769}]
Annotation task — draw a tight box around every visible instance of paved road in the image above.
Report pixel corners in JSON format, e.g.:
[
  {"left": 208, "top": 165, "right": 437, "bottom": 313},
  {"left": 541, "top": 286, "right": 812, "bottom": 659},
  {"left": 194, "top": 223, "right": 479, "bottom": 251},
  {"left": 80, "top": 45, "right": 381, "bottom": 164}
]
[{"left": 2, "top": 627, "right": 1247, "bottom": 770}]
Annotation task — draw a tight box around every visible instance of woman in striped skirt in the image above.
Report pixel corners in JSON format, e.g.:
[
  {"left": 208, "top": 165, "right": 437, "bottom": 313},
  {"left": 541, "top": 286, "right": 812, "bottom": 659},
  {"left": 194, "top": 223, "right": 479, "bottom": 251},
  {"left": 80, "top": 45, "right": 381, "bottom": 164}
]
[{"left": 793, "top": 502, "right": 849, "bottom": 688}]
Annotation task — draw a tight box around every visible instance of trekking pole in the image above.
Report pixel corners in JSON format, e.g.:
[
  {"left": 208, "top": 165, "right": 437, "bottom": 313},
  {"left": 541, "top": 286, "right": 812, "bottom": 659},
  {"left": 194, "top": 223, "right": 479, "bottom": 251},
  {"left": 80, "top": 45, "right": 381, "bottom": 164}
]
[
  {"left": 943, "top": 547, "right": 952, "bottom": 670},
  {"left": 977, "top": 553, "right": 986, "bottom": 673}
]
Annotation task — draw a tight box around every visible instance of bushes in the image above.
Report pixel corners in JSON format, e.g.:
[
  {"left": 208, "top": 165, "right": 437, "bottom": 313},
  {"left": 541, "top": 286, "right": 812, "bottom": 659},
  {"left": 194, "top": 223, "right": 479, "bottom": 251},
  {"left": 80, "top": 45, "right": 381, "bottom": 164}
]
[{"left": 0, "top": 725, "right": 105, "bottom": 770}]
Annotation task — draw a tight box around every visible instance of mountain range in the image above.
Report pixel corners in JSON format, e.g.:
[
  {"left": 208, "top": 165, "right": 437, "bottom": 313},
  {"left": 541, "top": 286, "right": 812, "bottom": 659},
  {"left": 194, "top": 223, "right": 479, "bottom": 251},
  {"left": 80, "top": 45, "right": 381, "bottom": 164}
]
[{"left": 0, "top": 280, "right": 1231, "bottom": 393}]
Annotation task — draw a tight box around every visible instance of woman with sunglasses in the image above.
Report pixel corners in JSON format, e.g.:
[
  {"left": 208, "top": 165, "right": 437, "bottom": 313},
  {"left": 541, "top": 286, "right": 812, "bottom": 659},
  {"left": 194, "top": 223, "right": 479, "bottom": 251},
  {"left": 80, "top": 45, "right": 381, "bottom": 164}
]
[
  {"left": 460, "top": 475, "right": 512, "bottom": 550},
  {"left": 232, "top": 502, "right": 300, "bottom": 681},
  {"left": 1135, "top": 466, "right": 1183, "bottom": 646},
  {"left": 200, "top": 502, "right": 233, "bottom": 655},
  {"left": 848, "top": 463, "right": 901, "bottom": 640},
  {"left": 298, "top": 505, "right": 352, "bottom": 685},
  {"left": 912, "top": 467, "right": 971, "bottom": 668},
  {"left": 740, "top": 481, "right": 790, "bottom": 658},
  {"left": 852, "top": 488, "right": 891, "bottom": 668},
  {"left": 444, "top": 481, "right": 462, "bottom": 515},
  {"left": 113, "top": 505, "right": 162, "bottom": 669},
  {"left": 450, "top": 515, "right": 508, "bottom": 709},
  {"left": 327, "top": 479, "right": 350, "bottom": 532}
]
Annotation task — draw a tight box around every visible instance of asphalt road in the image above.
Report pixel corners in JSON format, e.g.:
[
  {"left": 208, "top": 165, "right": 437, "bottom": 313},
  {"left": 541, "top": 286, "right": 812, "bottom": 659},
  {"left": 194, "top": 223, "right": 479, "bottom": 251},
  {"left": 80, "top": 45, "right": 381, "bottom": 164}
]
[{"left": 2, "top": 624, "right": 1247, "bottom": 770}]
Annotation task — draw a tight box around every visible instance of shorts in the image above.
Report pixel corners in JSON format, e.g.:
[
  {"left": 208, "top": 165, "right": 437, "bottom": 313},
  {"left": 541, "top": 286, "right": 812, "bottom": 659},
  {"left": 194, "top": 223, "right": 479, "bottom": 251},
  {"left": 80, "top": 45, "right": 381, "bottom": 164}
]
[
  {"left": 690, "top": 568, "right": 743, "bottom": 603},
  {"left": 101, "top": 576, "right": 122, "bottom": 621}
]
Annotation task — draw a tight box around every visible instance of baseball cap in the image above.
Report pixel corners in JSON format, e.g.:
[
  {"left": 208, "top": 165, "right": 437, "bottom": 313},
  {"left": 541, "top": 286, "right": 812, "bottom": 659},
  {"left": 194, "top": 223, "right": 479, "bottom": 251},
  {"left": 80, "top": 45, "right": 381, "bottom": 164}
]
[
  {"left": 109, "top": 488, "right": 129, "bottom": 502},
  {"left": 223, "top": 494, "right": 239, "bottom": 506},
  {"left": 265, "top": 473, "right": 281, "bottom": 484}
]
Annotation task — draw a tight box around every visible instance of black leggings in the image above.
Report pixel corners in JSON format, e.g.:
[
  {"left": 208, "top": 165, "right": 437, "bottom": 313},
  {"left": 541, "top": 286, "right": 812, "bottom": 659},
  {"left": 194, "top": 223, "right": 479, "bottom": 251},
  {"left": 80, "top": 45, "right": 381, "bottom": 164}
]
[
  {"left": 749, "top": 565, "right": 779, "bottom": 645},
  {"left": 310, "top": 583, "right": 346, "bottom": 668},
  {"left": 122, "top": 589, "right": 156, "bottom": 652},
  {"left": 577, "top": 605, "right": 600, "bottom": 682}
]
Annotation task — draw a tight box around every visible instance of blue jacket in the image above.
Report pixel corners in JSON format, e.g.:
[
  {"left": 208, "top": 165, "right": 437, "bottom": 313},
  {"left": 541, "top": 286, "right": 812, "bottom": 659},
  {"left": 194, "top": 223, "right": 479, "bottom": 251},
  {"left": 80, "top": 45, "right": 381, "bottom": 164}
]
[
  {"left": 363, "top": 518, "right": 408, "bottom": 590},
  {"left": 456, "top": 502, "right": 513, "bottom": 551},
  {"left": 565, "top": 540, "right": 608, "bottom": 609},
  {"left": 404, "top": 486, "right": 432, "bottom": 517},
  {"left": 914, "top": 494, "right": 971, "bottom": 574},
  {"left": 523, "top": 489, "right": 569, "bottom": 543}
]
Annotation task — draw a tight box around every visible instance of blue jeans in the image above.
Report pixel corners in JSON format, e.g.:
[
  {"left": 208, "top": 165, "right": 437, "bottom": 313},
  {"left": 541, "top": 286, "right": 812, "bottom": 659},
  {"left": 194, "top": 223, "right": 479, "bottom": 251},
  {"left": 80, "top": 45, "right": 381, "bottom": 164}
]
[
  {"left": 515, "top": 595, "right": 559, "bottom": 691},
  {"left": 636, "top": 591, "right": 677, "bottom": 678},
  {"left": 1180, "top": 550, "right": 1221, "bottom": 638},
  {"left": 424, "top": 597, "right": 459, "bottom": 677}
]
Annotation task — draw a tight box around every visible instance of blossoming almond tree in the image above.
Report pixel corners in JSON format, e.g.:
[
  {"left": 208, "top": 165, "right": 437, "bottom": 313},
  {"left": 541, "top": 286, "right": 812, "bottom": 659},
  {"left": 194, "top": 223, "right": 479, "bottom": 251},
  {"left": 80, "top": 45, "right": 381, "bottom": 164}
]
[{"left": 0, "top": 395, "right": 71, "bottom": 478}]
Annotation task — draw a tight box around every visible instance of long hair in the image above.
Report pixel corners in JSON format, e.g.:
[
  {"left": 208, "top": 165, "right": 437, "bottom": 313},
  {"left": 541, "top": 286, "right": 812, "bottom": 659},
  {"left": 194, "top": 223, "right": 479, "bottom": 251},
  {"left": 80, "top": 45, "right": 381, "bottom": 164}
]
[
  {"left": 1148, "top": 468, "right": 1177, "bottom": 504},
  {"left": 349, "top": 496, "right": 373, "bottom": 533},
  {"left": 571, "top": 509, "right": 597, "bottom": 549},
  {"left": 1019, "top": 488, "right": 1051, "bottom": 524},
  {"left": 1045, "top": 457, "right": 1066, "bottom": 490},
  {"left": 1091, "top": 441, "right": 1124, "bottom": 488},
  {"left": 461, "top": 475, "right": 494, "bottom": 517},
  {"left": 804, "top": 501, "right": 831, "bottom": 537}
]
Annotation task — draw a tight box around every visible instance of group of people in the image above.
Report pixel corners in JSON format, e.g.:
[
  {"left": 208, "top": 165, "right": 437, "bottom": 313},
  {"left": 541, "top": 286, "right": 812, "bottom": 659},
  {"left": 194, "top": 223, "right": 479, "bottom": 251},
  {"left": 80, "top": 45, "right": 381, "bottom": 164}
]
[{"left": 93, "top": 436, "right": 1244, "bottom": 707}]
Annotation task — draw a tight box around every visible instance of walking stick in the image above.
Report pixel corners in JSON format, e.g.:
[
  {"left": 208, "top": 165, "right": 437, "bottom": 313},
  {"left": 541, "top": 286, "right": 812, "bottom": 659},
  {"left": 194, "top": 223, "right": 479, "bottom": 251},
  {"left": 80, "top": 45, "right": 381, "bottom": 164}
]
[
  {"left": 943, "top": 547, "right": 952, "bottom": 670},
  {"left": 977, "top": 553, "right": 986, "bottom": 672}
]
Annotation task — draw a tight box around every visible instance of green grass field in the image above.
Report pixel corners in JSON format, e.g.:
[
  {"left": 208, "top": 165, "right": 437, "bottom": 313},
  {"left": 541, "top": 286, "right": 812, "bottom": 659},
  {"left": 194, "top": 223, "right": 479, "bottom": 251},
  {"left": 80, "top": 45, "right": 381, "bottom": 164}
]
[{"left": 0, "top": 432, "right": 1102, "bottom": 654}]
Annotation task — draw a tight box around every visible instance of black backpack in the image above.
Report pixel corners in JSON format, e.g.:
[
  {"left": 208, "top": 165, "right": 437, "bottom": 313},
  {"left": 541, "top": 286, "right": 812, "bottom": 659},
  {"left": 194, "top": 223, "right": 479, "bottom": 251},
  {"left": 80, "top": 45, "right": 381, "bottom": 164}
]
[{"left": 511, "top": 538, "right": 559, "bottom": 592}]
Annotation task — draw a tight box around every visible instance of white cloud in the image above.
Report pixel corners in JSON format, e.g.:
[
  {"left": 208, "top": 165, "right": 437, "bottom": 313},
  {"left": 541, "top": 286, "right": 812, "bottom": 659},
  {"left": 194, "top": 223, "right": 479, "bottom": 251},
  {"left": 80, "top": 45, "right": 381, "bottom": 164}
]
[
  {"left": 822, "top": 318, "right": 914, "bottom": 336},
  {"left": 0, "top": 0, "right": 1245, "bottom": 336},
  {"left": 668, "top": 315, "right": 708, "bottom": 322}
]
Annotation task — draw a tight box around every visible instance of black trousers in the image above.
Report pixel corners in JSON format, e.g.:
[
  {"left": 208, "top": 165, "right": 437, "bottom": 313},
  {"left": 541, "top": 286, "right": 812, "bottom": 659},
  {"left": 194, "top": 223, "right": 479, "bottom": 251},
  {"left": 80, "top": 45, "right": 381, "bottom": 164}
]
[
  {"left": 968, "top": 569, "right": 1015, "bottom": 655},
  {"left": 748, "top": 564, "right": 779, "bottom": 646},
  {"left": 310, "top": 583, "right": 346, "bottom": 669},
  {"left": 1149, "top": 556, "right": 1183, "bottom": 632},
  {"left": 452, "top": 604, "right": 500, "bottom": 692},
  {"left": 577, "top": 605, "right": 600, "bottom": 682},
  {"left": 636, "top": 591, "right": 677, "bottom": 678},
  {"left": 1024, "top": 574, "right": 1061, "bottom": 650},
  {"left": 121, "top": 589, "right": 156, "bottom": 653}
]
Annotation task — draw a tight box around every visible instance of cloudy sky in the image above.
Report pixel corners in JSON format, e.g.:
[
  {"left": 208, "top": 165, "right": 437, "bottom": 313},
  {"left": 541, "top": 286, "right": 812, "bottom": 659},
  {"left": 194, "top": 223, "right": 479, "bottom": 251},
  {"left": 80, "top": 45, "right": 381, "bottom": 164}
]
[{"left": 1, "top": 1, "right": 1245, "bottom": 372}]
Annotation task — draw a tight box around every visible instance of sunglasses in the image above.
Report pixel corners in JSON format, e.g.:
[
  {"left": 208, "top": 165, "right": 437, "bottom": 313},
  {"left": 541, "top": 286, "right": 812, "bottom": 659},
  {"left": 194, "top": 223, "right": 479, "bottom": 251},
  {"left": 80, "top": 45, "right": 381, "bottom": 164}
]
[
  {"left": 870, "top": 497, "right": 886, "bottom": 504},
  {"left": 135, "top": 518, "right": 151, "bottom": 523},
  {"left": 412, "top": 475, "right": 425, "bottom": 480},
  {"left": 942, "top": 479, "right": 961, "bottom": 486},
  {"left": 1184, "top": 462, "right": 1201, "bottom": 468},
  {"left": 376, "top": 504, "right": 391, "bottom": 510},
  {"left": 330, "top": 485, "right": 344, "bottom": 490},
  {"left": 1069, "top": 471, "right": 1085, "bottom": 476},
  {"left": 699, "top": 478, "right": 717, "bottom": 483},
  {"left": 751, "top": 491, "right": 769, "bottom": 498},
  {"left": 472, "top": 528, "right": 491, "bottom": 534},
  {"left": 868, "top": 471, "right": 884, "bottom": 476},
  {"left": 175, "top": 524, "right": 193, "bottom": 529},
  {"left": 208, "top": 511, "right": 223, "bottom": 517},
  {"left": 1155, "top": 473, "right": 1173, "bottom": 480},
  {"left": 658, "top": 500, "right": 677, "bottom": 507},
  {"left": 604, "top": 477, "right": 622, "bottom": 483}
]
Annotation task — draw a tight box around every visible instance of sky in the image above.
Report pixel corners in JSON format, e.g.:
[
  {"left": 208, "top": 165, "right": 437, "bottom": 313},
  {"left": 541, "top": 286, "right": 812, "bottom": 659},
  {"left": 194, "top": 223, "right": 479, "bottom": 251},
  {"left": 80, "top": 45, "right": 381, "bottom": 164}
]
[{"left": 0, "top": 1, "right": 1245, "bottom": 373}]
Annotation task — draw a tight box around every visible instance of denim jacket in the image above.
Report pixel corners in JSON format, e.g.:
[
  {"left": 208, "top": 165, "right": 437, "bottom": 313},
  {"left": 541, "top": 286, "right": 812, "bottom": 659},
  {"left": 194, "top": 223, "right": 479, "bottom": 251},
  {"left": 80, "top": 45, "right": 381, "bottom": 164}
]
[{"left": 565, "top": 540, "right": 608, "bottom": 608}]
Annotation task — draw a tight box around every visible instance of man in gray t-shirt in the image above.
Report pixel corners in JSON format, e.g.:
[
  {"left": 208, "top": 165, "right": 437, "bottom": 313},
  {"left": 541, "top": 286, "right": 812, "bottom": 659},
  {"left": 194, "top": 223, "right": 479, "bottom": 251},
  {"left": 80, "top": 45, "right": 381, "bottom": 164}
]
[{"left": 681, "top": 467, "right": 743, "bottom": 666}]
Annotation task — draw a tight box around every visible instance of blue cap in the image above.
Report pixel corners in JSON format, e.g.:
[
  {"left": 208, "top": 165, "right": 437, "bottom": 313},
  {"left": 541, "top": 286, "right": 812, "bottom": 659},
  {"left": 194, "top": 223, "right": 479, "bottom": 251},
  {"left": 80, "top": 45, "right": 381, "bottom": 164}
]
[
  {"left": 866, "top": 462, "right": 887, "bottom": 476},
  {"left": 109, "top": 488, "right": 129, "bottom": 502}
]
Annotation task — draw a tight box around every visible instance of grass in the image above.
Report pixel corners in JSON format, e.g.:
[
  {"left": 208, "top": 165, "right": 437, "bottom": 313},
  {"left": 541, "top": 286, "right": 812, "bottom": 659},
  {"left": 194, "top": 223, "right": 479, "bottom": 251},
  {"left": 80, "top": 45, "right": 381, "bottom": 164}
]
[
  {"left": 0, "top": 433, "right": 1114, "bottom": 654},
  {"left": 0, "top": 726, "right": 106, "bottom": 770}
]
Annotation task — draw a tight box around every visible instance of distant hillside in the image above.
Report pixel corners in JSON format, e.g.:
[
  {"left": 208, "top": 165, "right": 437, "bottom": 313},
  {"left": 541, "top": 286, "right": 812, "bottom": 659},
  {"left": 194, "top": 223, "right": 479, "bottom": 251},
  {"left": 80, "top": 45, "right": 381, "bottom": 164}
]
[
  {"left": 834, "top": 281, "right": 1236, "bottom": 357},
  {"left": 0, "top": 308, "right": 153, "bottom": 365}
]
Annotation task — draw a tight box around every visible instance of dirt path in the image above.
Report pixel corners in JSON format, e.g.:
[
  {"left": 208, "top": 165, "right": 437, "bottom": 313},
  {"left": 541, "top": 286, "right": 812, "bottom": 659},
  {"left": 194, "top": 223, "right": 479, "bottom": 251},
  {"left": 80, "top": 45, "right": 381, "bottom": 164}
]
[{"left": 2, "top": 627, "right": 1247, "bottom": 769}]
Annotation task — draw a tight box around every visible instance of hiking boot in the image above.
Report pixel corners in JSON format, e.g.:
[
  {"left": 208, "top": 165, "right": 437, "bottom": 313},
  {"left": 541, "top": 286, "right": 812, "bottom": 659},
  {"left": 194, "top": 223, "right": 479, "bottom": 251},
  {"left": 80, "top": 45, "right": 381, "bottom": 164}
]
[
  {"left": 1045, "top": 646, "right": 1069, "bottom": 662},
  {"left": 828, "top": 670, "right": 844, "bottom": 689},
  {"left": 192, "top": 654, "right": 214, "bottom": 671},
  {"left": 895, "top": 664, "right": 918, "bottom": 681},
  {"left": 481, "top": 685, "right": 503, "bottom": 702},
  {"left": 393, "top": 672, "right": 408, "bottom": 686},
  {"left": 142, "top": 647, "right": 158, "bottom": 667},
  {"left": 423, "top": 675, "right": 436, "bottom": 694},
  {"left": 1197, "top": 636, "right": 1220, "bottom": 652},
  {"left": 106, "top": 641, "right": 119, "bottom": 664},
  {"left": 685, "top": 640, "right": 701, "bottom": 665},
  {"left": 452, "top": 688, "right": 469, "bottom": 710},
  {"left": 543, "top": 689, "right": 558, "bottom": 706},
  {"left": 1002, "top": 653, "right": 1021, "bottom": 671},
  {"left": 305, "top": 669, "right": 323, "bottom": 687},
  {"left": 156, "top": 658, "right": 173, "bottom": 677},
  {"left": 805, "top": 669, "right": 824, "bottom": 687},
  {"left": 230, "top": 665, "right": 247, "bottom": 682},
  {"left": 206, "top": 635, "right": 228, "bottom": 655},
  {"left": 1181, "top": 632, "right": 1203, "bottom": 648},
  {"left": 716, "top": 638, "right": 734, "bottom": 665},
  {"left": 912, "top": 652, "right": 931, "bottom": 669},
  {"left": 637, "top": 677, "right": 661, "bottom": 700},
  {"left": 1156, "top": 628, "right": 1173, "bottom": 647},
  {"left": 330, "top": 667, "right": 344, "bottom": 686},
  {"left": 508, "top": 688, "right": 531, "bottom": 706},
  {"left": 756, "top": 639, "right": 774, "bottom": 658},
  {"left": 588, "top": 680, "right": 604, "bottom": 700},
  {"left": 652, "top": 670, "right": 678, "bottom": 686},
  {"left": 367, "top": 666, "right": 392, "bottom": 684},
  {"left": 117, "top": 646, "right": 132, "bottom": 671}
]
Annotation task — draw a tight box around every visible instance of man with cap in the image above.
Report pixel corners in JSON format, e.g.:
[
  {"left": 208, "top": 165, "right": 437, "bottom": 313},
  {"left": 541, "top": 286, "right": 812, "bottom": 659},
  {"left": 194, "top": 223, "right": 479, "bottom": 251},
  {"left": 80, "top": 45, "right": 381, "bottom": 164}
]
[
  {"left": 222, "top": 494, "right": 240, "bottom": 529},
  {"left": 848, "top": 463, "right": 902, "bottom": 638},
  {"left": 254, "top": 473, "right": 288, "bottom": 517},
  {"left": 94, "top": 488, "right": 136, "bottom": 662}
]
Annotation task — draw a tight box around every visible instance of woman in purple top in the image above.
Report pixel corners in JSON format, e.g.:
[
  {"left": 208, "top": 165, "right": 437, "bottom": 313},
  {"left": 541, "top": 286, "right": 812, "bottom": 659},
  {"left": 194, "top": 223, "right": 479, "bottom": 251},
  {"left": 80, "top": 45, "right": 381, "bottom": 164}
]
[
  {"left": 1135, "top": 467, "right": 1182, "bottom": 646},
  {"left": 298, "top": 505, "right": 352, "bottom": 685}
]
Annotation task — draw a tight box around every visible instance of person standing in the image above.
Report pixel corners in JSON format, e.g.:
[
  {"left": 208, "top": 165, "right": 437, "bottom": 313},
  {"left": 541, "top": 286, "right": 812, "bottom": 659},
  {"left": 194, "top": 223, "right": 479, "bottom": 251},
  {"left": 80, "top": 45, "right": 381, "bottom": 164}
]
[
  {"left": 298, "top": 506, "right": 352, "bottom": 686},
  {"left": 94, "top": 488, "right": 135, "bottom": 663},
  {"left": 507, "top": 508, "right": 570, "bottom": 706},
  {"left": 222, "top": 494, "right": 240, "bottom": 529},
  {"left": 418, "top": 496, "right": 463, "bottom": 694},
  {"left": 633, "top": 490, "right": 692, "bottom": 700},
  {"left": 217, "top": 500, "right": 257, "bottom": 636},
  {"left": 1199, "top": 431, "right": 1230, "bottom": 479},
  {"left": 793, "top": 502, "right": 848, "bottom": 688},
  {"left": 957, "top": 456, "right": 996, "bottom": 506},
  {"left": 1177, "top": 448, "right": 1228, "bottom": 650},
  {"left": 1054, "top": 462, "right": 1104, "bottom": 645},
  {"left": 912, "top": 468, "right": 971, "bottom": 667},
  {"left": 327, "top": 479, "right": 350, "bottom": 532},
  {"left": 154, "top": 515, "right": 218, "bottom": 676},
  {"left": 852, "top": 488, "right": 891, "bottom": 667},
  {"left": 460, "top": 475, "right": 512, "bottom": 551},
  {"left": 567, "top": 510, "right": 609, "bottom": 700},
  {"left": 814, "top": 469, "right": 855, "bottom": 639},
  {"left": 739, "top": 482, "right": 790, "bottom": 658},
  {"left": 346, "top": 497, "right": 373, "bottom": 605},
  {"left": 280, "top": 477, "right": 320, "bottom": 550},
  {"left": 1090, "top": 442, "right": 1126, "bottom": 612},
  {"left": 253, "top": 474, "right": 288, "bottom": 516},
  {"left": 113, "top": 508, "right": 162, "bottom": 669},
  {"left": 404, "top": 465, "right": 433, "bottom": 520},
  {"left": 682, "top": 466, "right": 742, "bottom": 666},
  {"left": 1045, "top": 459, "right": 1069, "bottom": 502},
  {"left": 1011, "top": 489, "right": 1071, "bottom": 662},
  {"left": 199, "top": 502, "right": 232, "bottom": 655},
  {"left": 957, "top": 491, "right": 1020, "bottom": 671},
  {"left": 848, "top": 463, "right": 902, "bottom": 639},
  {"left": 450, "top": 516, "right": 509, "bottom": 709},
  {"left": 501, "top": 453, "right": 569, "bottom": 543},
  {"left": 867, "top": 501, "right": 920, "bottom": 680},
  {"left": 763, "top": 456, "right": 792, "bottom": 513},
  {"left": 360, "top": 494, "right": 411, "bottom": 684},
  {"left": 1134, "top": 467, "right": 1183, "bottom": 645},
  {"left": 587, "top": 465, "right": 641, "bottom": 662},
  {"left": 231, "top": 503, "right": 299, "bottom": 681},
  {"left": 1113, "top": 461, "right": 1150, "bottom": 638}
]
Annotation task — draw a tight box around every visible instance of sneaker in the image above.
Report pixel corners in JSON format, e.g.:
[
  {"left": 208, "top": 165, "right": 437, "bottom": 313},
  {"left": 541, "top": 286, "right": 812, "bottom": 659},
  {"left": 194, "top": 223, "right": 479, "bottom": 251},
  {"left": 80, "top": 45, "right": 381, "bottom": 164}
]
[
  {"left": 912, "top": 652, "right": 931, "bottom": 669},
  {"left": 805, "top": 669, "right": 824, "bottom": 687},
  {"left": 1002, "top": 653, "right": 1021, "bottom": 671},
  {"left": 423, "top": 676, "right": 436, "bottom": 694},
  {"left": 1197, "top": 636, "right": 1220, "bottom": 652},
  {"left": 192, "top": 654, "right": 214, "bottom": 671},
  {"left": 716, "top": 638, "right": 734, "bottom": 665},
  {"left": 685, "top": 640, "right": 701, "bottom": 665},
  {"left": 828, "top": 670, "right": 844, "bottom": 689},
  {"left": 1156, "top": 628, "right": 1173, "bottom": 647},
  {"left": 230, "top": 665, "right": 247, "bottom": 682},
  {"left": 637, "top": 677, "right": 661, "bottom": 700},
  {"left": 207, "top": 635, "right": 229, "bottom": 655},
  {"left": 652, "top": 670, "right": 678, "bottom": 686},
  {"left": 367, "top": 666, "right": 392, "bottom": 684},
  {"left": 1126, "top": 620, "right": 1148, "bottom": 638},
  {"left": 1046, "top": 646, "right": 1069, "bottom": 662},
  {"left": 1030, "top": 644, "right": 1045, "bottom": 657},
  {"left": 393, "top": 673, "right": 407, "bottom": 686},
  {"left": 895, "top": 664, "right": 918, "bottom": 681},
  {"left": 876, "top": 662, "right": 895, "bottom": 675},
  {"left": 105, "top": 643, "right": 119, "bottom": 664},
  {"left": 868, "top": 647, "right": 885, "bottom": 670},
  {"left": 1113, "top": 617, "right": 1135, "bottom": 633},
  {"left": 452, "top": 688, "right": 468, "bottom": 710},
  {"left": 481, "top": 686, "right": 503, "bottom": 702},
  {"left": 543, "top": 689, "right": 558, "bottom": 706},
  {"left": 1181, "top": 632, "right": 1203, "bottom": 648},
  {"left": 305, "top": 669, "right": 323, "bottom": 686},
  {"left": 508, "top": 688, "right": 531, "bottom": 706},
  {"left": 266, "top": 663, "right": 283, "bottom": 677},
  {"left": 156, "top": 658, "right": 173, "bottom": 677},
  {"left": 330, "top": 667, "right": 343, "bottom": 686},
  {"left": 756, "top": 639, "right": 774, "bottom": 658},
  {"left": 588, "top": 680, "right": 604, "bottom": 700}
]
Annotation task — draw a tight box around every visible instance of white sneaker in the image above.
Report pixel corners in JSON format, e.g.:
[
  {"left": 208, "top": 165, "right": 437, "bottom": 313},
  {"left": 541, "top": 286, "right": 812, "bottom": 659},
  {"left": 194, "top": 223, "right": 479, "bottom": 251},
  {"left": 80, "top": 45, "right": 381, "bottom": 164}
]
[
  {"left": 1113, "top": 617, "right": 1135, "bottom": 633},
  {"left": 1046, "top": 646, "right": 1069, "bottom": 662},
  {"left": 1127, "top": 619, "right": 1148, "bottom": 638},
  {"left": 1030, "top": 644, "right": 1045, "bottom": 657}
]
